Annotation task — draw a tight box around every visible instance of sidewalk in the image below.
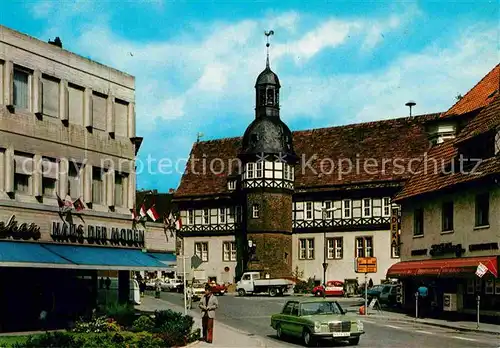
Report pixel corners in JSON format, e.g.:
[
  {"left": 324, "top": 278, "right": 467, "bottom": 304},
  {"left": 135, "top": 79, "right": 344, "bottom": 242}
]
[
  {"left": 358, "top": 309, "right": 500, "bottom": 336},
  {"left": 136, "top": 296, "right": 284, "bottom": 347}
]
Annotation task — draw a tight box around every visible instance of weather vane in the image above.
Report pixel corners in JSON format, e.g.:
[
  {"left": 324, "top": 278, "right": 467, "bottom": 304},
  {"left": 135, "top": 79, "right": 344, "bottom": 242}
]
[{"left": 264, "top": 30, "right": 274, "bottom": 68}]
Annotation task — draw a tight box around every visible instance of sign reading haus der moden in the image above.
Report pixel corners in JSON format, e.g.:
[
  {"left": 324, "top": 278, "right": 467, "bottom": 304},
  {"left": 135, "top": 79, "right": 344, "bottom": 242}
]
[{"left": 51, "top": 221, "right": 145, "bottom": 247}]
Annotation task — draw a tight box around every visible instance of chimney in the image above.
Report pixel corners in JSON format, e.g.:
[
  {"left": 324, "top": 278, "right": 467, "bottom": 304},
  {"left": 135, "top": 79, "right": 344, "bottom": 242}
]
[{"left": 48, "top": 37, "right": 63, "bottom": 48}]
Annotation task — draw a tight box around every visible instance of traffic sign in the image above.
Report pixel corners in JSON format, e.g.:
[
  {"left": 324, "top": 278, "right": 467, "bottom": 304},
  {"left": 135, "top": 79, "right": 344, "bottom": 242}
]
[
  {"left": 356, "top": 257, "right": 377, "bottom": 273},
  {"left": 322, "top": 263, "right": 328, "bottom": 271}
]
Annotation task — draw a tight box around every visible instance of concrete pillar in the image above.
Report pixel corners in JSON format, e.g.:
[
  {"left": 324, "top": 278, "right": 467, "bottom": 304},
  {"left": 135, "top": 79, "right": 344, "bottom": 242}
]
[
  {"left": 33, "top": 69, "right": 42, "bottom": 116},
  {"left": 4, "top": 146, "right": 13, "bottom": 193},
  {"left": 3, "top": 60, "right": 13, "bottom": 107},
  {"left": 106, "top": 169, "right": 115, "bottom": 207},
  {"left": 33, "top": 154, "right": 42, "bottom": 197},
  {"left": 59, "top": 80, "right": 69, "bottom": 122},
  {"left": 127, "top": 167, "right": 135, "bottom": 210},
  {"left": 118, "top": 270, "right": 130, "bottom": 304},
  {"left": 128, "top": 102, "right": 135, "bottom": 138},
  {"left": 59, "top": 158, "right": 69, "bottom": 198},
  {"left": 84, "top": 88, "right": 93, "bottom": 128},
  {"left": 107, "top": 94, "right": 115, "bottom": 135},
  {"left": 83, "top": 164, "right": 92, "bottom": 204}
]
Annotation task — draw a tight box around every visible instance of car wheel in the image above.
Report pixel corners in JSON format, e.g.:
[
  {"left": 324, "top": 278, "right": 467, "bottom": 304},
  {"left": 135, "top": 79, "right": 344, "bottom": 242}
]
[
  {"left": 276, "top": 324, "right": 284, "bottom": 340},
  {"left": 302, "top": 329, "right": 315, "bottom": 347},
  {"left": 315, "top": 291, "right": 322, "bottom": 297},
  {"left": 348, "top": 337, "right": 360, "bottom": 345},
  {"left": 238, "top": 289, "right": 246, "bottom": 297},
  {"left": 269, "top": 288, "right": 278, "bottom": 297}
]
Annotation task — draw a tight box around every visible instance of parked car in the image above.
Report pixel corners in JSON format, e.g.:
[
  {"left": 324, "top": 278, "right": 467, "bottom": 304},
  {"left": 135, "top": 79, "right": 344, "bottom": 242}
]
[
  {"left": 378, "top": 284, "right": 399, "bottom": 306},
  {"left": 312, "top": 281, "right": 344, "bottom": 297},
  {"left": 366, "top": 284, "right": 385, "bottom": 300},
  {"left": 162, "top": 278, "right": 183, "bottom": 292},
  {"left": 270, "top": 298, "right": 364, "bottom": 346},
  {"left": 209, "top": 282, "right": 228, "bottom": 296},
  {"left": 189, "top": 281, "right": 206, "bottom": 301}
]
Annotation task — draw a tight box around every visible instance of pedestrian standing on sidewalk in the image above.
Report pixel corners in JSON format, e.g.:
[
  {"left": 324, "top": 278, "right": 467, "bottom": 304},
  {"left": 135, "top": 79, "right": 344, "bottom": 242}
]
[
  {"left": 199, "top": 283, "right": 218, "bottom": 343},
  {"left": 417, "top": 282, "right": 429, "bottom": 318}
]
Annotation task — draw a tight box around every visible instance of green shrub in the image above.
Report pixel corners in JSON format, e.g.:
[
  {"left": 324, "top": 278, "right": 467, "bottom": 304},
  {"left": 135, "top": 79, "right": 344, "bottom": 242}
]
[
  {"left": 73, "top": 316, "right": 110, "bottom": 333},
  {"left": 132, "top": 315, "right": 155, "bottom": 332},
  {"left": 294, "top": 277, "right": 315, "bottom": 294},
  {"left": 12, "top": 332, "right": 78, "bottom": 348},
  {"left": 127, "top": 332, "right": 164, "bottom": 348},
  {"left": 103, "top": 301, "right": 137, "bottom": 328},
  {"left": 152, "top": 310, "right": 197, "bottom": 347}
]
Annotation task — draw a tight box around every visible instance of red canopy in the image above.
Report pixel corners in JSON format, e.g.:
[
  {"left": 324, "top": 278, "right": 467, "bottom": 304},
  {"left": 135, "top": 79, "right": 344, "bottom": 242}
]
[{"left": 387, "top": 256, "right": 498, "bottom": 278}]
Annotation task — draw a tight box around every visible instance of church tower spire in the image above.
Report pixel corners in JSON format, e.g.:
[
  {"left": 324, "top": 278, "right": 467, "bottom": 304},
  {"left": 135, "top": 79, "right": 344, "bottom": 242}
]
[{"left": 255, "top": 30, "right": 280, "bottom": 119}]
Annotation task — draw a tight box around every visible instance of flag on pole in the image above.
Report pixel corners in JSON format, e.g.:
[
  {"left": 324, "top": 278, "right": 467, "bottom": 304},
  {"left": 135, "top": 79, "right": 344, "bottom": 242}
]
[
  {"left": 475, "top": 263, "right": 488, "bottom": 278},
  {"left": 147, "top": 205, "right": 159, "bottom": 221},
  {"left": 132, "top": 208, "right": 139, "bottom": 221},
  {"left": 55, "top": 193, "right": 65, "bottom": 208},
  {"left": 140, "top": 204, "right": 147, "bottom": 217},
  {"left": 73, "top": 197, "right": 85, "bottom": 211},
  {"left": 175, "top": 215, "right": 182, "bottom": 230}
]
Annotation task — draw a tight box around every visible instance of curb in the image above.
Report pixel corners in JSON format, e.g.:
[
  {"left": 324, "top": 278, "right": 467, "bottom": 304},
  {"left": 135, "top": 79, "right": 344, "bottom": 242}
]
[
  {"left": 182, "top": 340, "right": 202, "bottom": 348},
  {"left": 366, "top": 315, "right": 500, "bottom": 336}
]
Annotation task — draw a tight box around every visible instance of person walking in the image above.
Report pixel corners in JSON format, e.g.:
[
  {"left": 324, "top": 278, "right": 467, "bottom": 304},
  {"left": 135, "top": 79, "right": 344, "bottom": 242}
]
[
  {"left": 199, "top": 283, "right": 218, "bottom": 343},
  {"left": 417, "top": 282, "right": 429, "bottom": 318}
]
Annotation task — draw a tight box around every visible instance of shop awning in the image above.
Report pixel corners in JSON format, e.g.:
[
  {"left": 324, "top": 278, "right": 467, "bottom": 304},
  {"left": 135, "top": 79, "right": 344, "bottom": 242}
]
[
  {"left": 146, "top": 251, "right": 177, "bottom": 265},
  {"left": 0, "top": 241, "right": 74, "bottom": 268},
  {"left": 43, "top": 244, "right": 173, "bottom": 271},
  {"left": 387, "top": 256, "right": 499, "bottom": 278}
]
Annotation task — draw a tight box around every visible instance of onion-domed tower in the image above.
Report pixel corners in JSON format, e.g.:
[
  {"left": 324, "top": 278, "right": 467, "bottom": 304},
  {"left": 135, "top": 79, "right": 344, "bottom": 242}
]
[{"left": 238, "top": 31, "right": 297, "bottom": 278}]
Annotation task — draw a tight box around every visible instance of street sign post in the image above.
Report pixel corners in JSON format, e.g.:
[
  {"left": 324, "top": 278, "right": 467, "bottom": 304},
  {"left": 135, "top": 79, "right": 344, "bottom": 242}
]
[
  {"left": 355, "top": 257, "right": 378, "bottom": 315},
  {"left": 191, "top": 254, "right": 203, "bottom": 269}
]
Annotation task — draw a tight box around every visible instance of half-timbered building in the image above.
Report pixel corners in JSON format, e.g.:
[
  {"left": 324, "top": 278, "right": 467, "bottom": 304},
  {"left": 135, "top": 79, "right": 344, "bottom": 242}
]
[{"left": 173, "top": 49, "right": 442, "bottom": 285}]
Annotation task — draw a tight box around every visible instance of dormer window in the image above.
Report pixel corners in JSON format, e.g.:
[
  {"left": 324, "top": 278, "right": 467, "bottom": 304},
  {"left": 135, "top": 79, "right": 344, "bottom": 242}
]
[
  {"left": 247, "top": 163, "right": 255, "bottom": 179},
  {"left": 495, "top": 129, "right": 500, "bottom": 155},
  {"left": 228, "top": 180, "right": 236, "bottom": 190}
]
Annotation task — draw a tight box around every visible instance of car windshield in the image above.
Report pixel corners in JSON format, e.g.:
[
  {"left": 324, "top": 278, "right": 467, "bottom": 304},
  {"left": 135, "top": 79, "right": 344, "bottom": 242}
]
[{"left": 300, "top": 301, "right": 344, "bottom": 316}]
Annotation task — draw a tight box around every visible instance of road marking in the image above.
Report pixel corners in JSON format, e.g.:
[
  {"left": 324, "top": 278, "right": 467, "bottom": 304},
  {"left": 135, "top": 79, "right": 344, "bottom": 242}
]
[
  {"left": 385, "top": 325, "right": 403, "bottom": 330},
  {"left": 415, "top": 330, "right": 434, "bottom": 335},
  {"left": 450, "top": 336, "right": 478, "bottom": 342}
]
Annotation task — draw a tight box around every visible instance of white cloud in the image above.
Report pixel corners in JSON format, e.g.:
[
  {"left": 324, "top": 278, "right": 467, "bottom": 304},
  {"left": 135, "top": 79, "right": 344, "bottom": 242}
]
[{"left": 31, "top": 1, "right": 54, "bottom": 18}]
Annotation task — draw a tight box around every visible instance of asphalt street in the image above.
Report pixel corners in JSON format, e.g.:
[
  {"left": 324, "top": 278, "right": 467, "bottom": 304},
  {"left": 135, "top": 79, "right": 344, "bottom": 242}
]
[{"left": 161, "top": 292, "right": 500, "bottom": 348}]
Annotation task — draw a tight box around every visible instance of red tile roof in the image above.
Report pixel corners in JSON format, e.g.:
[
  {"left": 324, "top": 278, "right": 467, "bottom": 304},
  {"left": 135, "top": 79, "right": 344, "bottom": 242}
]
[
  {"left": 442, "top": 64, "right": 499, "bottom": 118},
  {"left": 174, "top": 114, "right": 440, "bottom": 199},
  {"left": 395, "top": 97, "right": 500, "bottom": 201}
]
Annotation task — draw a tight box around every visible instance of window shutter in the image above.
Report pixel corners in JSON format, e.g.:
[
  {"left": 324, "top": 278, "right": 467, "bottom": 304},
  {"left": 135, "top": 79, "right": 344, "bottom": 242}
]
[
  {"left": 127, "top": 170, "right": 135, "bottom": 210},
  {"left": 84, "top": 164, "right": 92, "bottom": 203},
  {"left": 5, "top": 147, "right": 14, "bottom": 193},
  {"left": 128, "top": 102, "right": 135, "bottom": 138},
  {"left": 42, "top": 158, "right": 58, "bottom": 179},
  {"left": 107, "top": 169, "right": 115, "bottom": 207}
]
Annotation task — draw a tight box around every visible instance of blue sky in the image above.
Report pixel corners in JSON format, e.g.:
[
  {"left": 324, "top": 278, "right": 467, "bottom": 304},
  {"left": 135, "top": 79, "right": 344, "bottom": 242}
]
[{"left": 2, "top": 0, "right": 498, "bottom": 191}]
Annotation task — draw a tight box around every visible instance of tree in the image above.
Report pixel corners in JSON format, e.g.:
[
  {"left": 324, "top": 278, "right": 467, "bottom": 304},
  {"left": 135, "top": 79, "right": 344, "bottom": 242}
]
[{"left": 292, "top": 266, "right": 304, "bottom": 281}]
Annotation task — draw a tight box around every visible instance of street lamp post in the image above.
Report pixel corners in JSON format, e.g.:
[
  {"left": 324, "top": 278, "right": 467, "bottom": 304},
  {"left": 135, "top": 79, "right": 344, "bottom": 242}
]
[{"left": 314, "top": 206, "right": 340, "bottom": 298}]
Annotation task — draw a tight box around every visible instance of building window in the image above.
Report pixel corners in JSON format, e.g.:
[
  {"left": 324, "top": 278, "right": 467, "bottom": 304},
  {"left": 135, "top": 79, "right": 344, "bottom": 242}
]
[
  {"left": 362, "top": 198, "right": 371, "bottom": 217},
  {"left": 203, "top": 208, "right": 209, "bottom": 225},
  {"left": 187, "top": 209, "right": 194, "bottom": 225},
  {"left": 284, "top": 164, "right": 289, "bottom": 180},
  {"left": 441, "top": 201, "right": 454, "bottom": 231},
  {"left": 342, "top": 199, "right": 351, "bottom": 218},
  {"left": 115, "top": 172, "right": 128, "bottom": 207},
  {"left": 114, "top": 99, "right": 129, "bottom": 137},
  {"left": 382, "top": 197, "right": 391, "bottom": 217},
  {"left": 323, "top": 201, "right": 333, "bottom": 219},
  {"left": 299, "top": 238, "right": 314, "bottom": 260},
  {"left": 14, "top": 153, "right": 33, "bottom": 195},
  {"left": 195, "top": 242, "right": 208, "bottom": 262},
  {"left": 92, "top": 167, "right": 104, "bottom": 204},
  {"left": 67, "top": 162, "right": 80, "bottom": 198},
  {"left": 68, "top": 83, "right": 84, "bottom": 126},
  {"left": 252, "top": 204, "right": 259, "bottom": 218},
  {"left": 219, "top": 208, "right": 226, "bottom": 224},
  {"left": 256, "top": 162, "right": 263, "bottom": 178},
  {"left": 327, "top": 238, "right": 343, "bottom": 259},
  {"left": 414, "top": 208, "right": 424, "bottom": 236},
  {"left": 42, "top": 75, "right": 60, "bottom": 118},
  {"left": 13, "top": 67, "right": 30, "bottom": 109},
  {"left": 227, "top": 180, "right": 236, "bottom": 190},
  {"left": 305, "top": 202, "right": 313, "bottom": 220},
  {"left": 42, "top": 158, "right": 58, "bottom": 197},
  {"left": 475, "top": 193, "right": 489, "bottom": 227},
  {"left": 92, "top": 92, "right": 107, "bottom": 131},
  {"left": 247, "top": 163, "right": 254, "bottom": 179},
  {"left": 223, "top": 241, "right": 236, "bottom": 261},
  {"left": 355, "top": 236, "right": 373, "bottom": 258}
]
